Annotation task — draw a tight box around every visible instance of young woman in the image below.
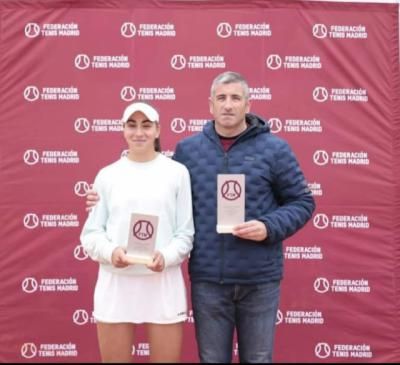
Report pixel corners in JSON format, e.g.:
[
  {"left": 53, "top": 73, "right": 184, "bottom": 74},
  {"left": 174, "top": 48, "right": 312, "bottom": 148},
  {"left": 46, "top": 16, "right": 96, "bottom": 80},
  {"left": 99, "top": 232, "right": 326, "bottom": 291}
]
[{"left": 80, "top": 102, "right": 194, "bottom": 363}]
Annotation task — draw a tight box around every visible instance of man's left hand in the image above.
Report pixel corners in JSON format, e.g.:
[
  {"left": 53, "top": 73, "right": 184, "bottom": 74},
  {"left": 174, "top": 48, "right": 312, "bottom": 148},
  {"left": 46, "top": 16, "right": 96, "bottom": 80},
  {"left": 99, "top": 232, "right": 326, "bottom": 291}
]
[{"left": 232, "top": 220, "right": 268, "bottom": 241}]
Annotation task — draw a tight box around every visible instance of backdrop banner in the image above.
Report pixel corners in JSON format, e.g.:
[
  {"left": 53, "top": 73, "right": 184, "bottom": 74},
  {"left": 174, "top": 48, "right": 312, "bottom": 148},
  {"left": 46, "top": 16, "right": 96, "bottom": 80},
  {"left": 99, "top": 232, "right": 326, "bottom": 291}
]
[{"left": 0, "top": 0, "right": 399, "bottom": 362}]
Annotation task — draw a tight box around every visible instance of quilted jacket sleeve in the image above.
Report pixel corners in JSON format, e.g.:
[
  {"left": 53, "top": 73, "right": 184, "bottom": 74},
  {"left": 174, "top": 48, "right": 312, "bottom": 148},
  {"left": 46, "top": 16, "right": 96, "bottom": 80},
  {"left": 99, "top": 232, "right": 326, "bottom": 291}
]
[{"left": 260, "top": 141, "right": 315, "bottom": 244}]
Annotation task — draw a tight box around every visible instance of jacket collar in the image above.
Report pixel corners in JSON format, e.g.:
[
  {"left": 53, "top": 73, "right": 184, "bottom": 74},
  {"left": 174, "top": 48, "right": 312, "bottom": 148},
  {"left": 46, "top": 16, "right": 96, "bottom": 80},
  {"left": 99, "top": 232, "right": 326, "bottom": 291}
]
[{"left": 204, "top": 113, "right": 270, "bottom": 143}]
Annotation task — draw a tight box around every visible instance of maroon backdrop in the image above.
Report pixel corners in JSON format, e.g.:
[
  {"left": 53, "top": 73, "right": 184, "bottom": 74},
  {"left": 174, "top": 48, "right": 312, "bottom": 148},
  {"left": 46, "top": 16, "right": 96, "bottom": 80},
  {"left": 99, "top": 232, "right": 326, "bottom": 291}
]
[{"left": 0, "top": 0, "right": 399, "bottom": 362}]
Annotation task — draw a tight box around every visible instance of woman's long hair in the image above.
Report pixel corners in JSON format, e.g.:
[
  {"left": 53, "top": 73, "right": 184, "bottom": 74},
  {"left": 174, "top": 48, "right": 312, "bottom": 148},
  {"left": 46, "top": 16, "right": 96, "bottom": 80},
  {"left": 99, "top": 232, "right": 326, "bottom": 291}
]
[{"left": 155, "top": 138, "right": 161, "bottom": 152}]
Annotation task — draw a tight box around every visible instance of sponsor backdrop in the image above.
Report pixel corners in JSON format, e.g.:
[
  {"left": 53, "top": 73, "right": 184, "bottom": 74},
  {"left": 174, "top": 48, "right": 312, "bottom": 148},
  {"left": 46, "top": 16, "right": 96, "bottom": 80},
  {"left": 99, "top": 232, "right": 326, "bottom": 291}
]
[{"left": 0, "top": 0, "right": 399, "bottom": 362}]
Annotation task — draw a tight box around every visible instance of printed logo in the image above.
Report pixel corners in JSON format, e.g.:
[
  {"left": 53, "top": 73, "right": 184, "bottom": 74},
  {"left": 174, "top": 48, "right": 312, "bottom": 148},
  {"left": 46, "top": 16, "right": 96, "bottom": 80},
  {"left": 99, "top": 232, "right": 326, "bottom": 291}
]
[
  {"left": 282, "top": 118, "right": 322, "bottom": 133},
  {"left": 74, "top": 54, "right": 130, "bottom": 69},
  {"left": 313, "top": 24, "right": 328, "bottom": 39},
  {"left": 185, "top": 309, "right": 194, "bottom": 324},
  {"left": 221, "top": 180, "right": 242, "bottom": 201},
  {"left": 266, "top": 54, "right": 282, "bottom": 70},
  {"left": 122, "top": 22, "right": 175, "bottom": 37},
  {"left": 23, "top": 277, "right": 78, "bottom": 292},
  {"left": 23, "top": 149, "right": 80, "bottom": 165},
  {"left": 331, "top": 279, "right": 371, "bottom": 293},
  {"left": 313, "top": 150, "right": 329, "bottom": 166},
  {"left": 24, "top": 23, "right": 41, "bottom": 38},
  {"left": 269, "top": 55, "right": 322, "bottom": 70},
  {"left": 133, "top": 220, "right": 154, "bottom": 240},
  {"left": 22, "top": 342, "right": 78, "bottom": 358},
  {"left": 284, "top": 245, "right": 323, "bottom": 260},
  {"left": 220, "top": 22, "right": 271, "bottom": 37},
  {"left": 25, "top": 22, "right": 80, "bottom": 37},
  {"left": 315, "top": 342, "right": 373, "bottom": 358},
  {"left": 171, "top": 54, "right": 225, "bottom": 70},
  {"left": 21, "top": 342, "right": 78, "bottom": 358},
  {"left": 23, "top": 86, "right": 40, "bottom": 101},
  {"left": 313, "top": 87, "right": 329, "bottom": 102},
  {"left": 74, "top": 118, "right": 90, "bottom": 133},
  {"left": 21, "top": 343, "right": 37, "bottom": 359},
  {"left": 75, "top": 118, "right": 123, "bottom": 133},
  {"left": 24, "top": 86, "right": 79, "bottom": 101},
  {"left": 314, "top": 87, "right": 368, "bottom": 102},
  {"left": 313, "top": 150, "right": 370, "bottom": 166},
  {"left": 22, "top": 277, "right": 39, "bottom": 293},
  {"left": 280, "top": 309, "right": 324, "bottom": 324},
  {"left": 276, "top": 309, "right": 283, "bottom": 325},
  {"left": 74, "top": 181, "right": 90, "bottom": 197},
  {"left": 170, "top": 118, "right": 187, "bottom": 133},
  {"left": 74, "top": 245, "right": 89, "bottom": 261},
  {"left": 25, "top": 22, "right": 80, "bottom": 38},
  {"left": 308, "top": 182, "right": 323, "bottom": 196},
  {"left": 23, "top": 213, "right": 79, "bottom": 228},
  {"left": 249, "top": 87, "right": 272, "bottom": 100},
  {"left": 132, "top": 343, "right": 150, "bottom": 356},
  {"left": 171, "top": 55, "right": 186, "bottom": 70},
  {"left": 216, "top": 22, "right": 232, "bottom": 38},
  {"left": 23, "top": 149, "right": 40, "bottom": 165},
  {"left": 314, "top": 213, "right": 370, "bottom": 229},
  {"left": 313, "top": 213, "right": 330, "bottom": 229},
  {"left": 121, "top": 86, "right": 137, "bottom": 101},
  {"left": 315, "top": 342, "right": 331, "bottom": 358},
  {"left": 267, "top": 118, "right": 282, "bottom": 133},
  {"left": 121, "top": 22, "right": 137, "bottom": 38},
  {"left": 73, "top": 309, "right": 89, "bottom": 325},
  {"left": 137, "top": 87, "right": 176, "bottom": 101},
  {"left": 233, "top": 342, "right": 239, "bottom": 356},
  {"left": 74, "top": 54, "right": 91, "bottom": 70},
  {"left": 23, "top": 213, "right": 40, "bottom": 229},
  {"left": 314, "top": 24, "right": 368, "bottom": 39},
  {"left": 314, "top": 277, "right": 330, "bottom": 294}
]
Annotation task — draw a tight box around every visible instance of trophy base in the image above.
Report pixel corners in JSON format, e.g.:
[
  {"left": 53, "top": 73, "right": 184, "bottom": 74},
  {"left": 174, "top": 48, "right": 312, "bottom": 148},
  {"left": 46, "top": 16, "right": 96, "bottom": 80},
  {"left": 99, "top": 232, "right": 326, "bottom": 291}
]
[
  {"left": 125, "top": 254, "right": 153, "bottom": 265},
  {"left": 216, "top": 225, "right": 234, "bottom": 234}
]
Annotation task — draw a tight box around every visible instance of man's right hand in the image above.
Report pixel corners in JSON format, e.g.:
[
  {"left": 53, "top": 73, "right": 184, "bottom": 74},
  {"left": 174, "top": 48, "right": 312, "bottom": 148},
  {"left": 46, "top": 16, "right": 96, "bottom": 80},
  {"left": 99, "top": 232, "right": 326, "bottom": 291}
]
[{"left": 86, "top": 188, "right": 100, "bottom": 212}]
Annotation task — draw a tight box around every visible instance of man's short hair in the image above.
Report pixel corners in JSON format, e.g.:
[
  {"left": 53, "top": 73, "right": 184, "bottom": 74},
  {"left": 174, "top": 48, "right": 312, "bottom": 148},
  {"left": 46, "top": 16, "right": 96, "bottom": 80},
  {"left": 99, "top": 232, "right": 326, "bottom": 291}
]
[{"left": 210, "top": 71, "right": 250, "bottom": 100}]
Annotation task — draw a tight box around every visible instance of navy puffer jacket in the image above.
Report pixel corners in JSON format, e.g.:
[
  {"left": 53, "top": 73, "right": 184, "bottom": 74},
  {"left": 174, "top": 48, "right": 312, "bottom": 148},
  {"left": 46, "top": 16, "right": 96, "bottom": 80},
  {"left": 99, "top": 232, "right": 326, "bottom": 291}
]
[{"left": 173, "top": 113, "right": 315, "bottom": 285}]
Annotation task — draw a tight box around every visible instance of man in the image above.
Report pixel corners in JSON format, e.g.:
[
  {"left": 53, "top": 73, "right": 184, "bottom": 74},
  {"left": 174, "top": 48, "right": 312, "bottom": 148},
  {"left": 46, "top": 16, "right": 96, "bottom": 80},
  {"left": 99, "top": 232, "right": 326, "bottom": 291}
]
[{"left": 86, "top": 71, "right": 315, "bottom": 363}]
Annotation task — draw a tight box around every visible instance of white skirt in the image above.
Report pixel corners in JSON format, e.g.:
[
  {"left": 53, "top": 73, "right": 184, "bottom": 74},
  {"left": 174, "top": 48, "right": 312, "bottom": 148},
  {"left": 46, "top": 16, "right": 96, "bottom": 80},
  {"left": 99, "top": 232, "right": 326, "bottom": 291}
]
[{"left": 93, "top": 265, "right": 188, "bottom": 324}]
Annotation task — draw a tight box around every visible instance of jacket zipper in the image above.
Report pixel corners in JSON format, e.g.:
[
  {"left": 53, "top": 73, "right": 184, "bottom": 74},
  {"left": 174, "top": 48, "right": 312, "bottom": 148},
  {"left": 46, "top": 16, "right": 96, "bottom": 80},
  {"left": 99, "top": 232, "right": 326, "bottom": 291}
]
[
  {"left": 208, "top": 122, "right": 257, "bottom": 284},
  {"left": 219, "top": 151, "right": 230, "bottom": 284}
]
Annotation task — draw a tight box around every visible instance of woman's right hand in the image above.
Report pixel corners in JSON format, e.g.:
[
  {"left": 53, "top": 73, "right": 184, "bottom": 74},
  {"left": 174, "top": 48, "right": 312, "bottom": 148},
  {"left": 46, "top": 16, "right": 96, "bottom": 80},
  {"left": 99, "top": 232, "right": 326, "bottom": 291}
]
[{"left": 111, "top": 247, "right": 130, "bottom": 268}]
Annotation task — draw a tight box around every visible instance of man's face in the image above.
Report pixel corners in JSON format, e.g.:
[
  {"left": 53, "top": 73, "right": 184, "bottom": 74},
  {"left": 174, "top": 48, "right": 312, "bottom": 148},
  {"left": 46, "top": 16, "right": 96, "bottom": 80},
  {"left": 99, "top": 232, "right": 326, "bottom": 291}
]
[{"left": 209, "top": 82, "right": 250, "bottom": 136}]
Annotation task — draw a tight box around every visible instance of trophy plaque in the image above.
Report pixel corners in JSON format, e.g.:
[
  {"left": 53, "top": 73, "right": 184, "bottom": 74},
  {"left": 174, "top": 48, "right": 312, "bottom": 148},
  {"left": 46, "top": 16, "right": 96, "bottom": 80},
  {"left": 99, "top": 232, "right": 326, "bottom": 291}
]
[
  {"left": 126, "top": 213, "right": 158, "bottom": 265},
  {"left": 216, "top": 174, "right": 245, "bottom": 234}
]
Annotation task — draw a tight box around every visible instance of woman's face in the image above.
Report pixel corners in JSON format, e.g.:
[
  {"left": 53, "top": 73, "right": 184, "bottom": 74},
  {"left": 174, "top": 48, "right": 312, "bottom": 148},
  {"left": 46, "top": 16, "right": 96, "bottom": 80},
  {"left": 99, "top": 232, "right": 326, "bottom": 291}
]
[{"left": 123, "top": 111, "right": 160, "bottom": 154}]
